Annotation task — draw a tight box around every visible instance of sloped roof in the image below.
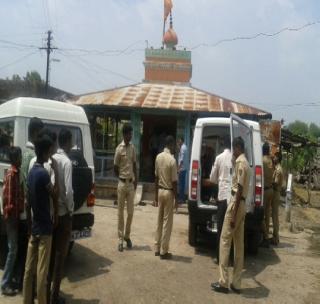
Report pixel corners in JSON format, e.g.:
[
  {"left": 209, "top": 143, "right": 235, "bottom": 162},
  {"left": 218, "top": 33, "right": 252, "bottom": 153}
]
[{"left": 69, "top": 82, "right": 270, "bottom": 117}]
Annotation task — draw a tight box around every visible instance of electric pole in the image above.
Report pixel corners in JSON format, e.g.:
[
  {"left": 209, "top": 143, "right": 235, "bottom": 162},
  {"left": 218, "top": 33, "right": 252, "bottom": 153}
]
[{"left": 40, "top": 30, "right": 57, "bottom": 96}]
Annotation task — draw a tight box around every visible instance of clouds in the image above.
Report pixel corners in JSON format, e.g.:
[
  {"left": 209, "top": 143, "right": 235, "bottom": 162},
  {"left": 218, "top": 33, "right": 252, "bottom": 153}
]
[{"left": 0, "top": 0, "right": 319, "bottom": 123}]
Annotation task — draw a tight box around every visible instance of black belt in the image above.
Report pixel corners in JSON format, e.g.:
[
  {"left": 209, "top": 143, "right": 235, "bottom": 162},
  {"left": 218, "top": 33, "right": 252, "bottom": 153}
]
[
  {"left": 231, "top": 190, "right": 245, "bottom": 201},
  {"left": 264, "top": 186, "right": 272, "bottom": 191},
  {"left": 159, "top": 186, "right": 173, "bottom": 191},
  {"left": 119, "top": 178, "right": 133, "bottom": 183}
]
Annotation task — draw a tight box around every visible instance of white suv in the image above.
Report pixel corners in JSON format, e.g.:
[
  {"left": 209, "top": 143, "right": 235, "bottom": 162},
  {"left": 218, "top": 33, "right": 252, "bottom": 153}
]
[{"left": 188, "top": 114, "right": 264, "bottom": 254}]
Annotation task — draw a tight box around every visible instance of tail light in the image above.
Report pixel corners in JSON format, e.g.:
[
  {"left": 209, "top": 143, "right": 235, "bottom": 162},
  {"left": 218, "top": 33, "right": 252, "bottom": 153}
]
[
  {"left": 87, "top": 183, "right": 95, "bottom": 207},
  {"left": 255, "top": 166, "right": 262, "bottom": 207},
  {"left": 191, "top": 161, "right": 199, "bottom": 200}
]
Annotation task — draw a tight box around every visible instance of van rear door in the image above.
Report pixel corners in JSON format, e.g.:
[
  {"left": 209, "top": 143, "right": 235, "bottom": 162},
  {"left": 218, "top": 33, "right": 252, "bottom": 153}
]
[{"left": 230, "top": 114, "right": 255, "bottom": 212}]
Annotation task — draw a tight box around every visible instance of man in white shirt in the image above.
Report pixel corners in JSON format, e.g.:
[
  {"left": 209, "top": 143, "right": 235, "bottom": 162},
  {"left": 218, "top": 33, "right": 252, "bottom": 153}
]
[
  {"left": 49, "top": 129, "right": 74, "bottom": 304},
  {"left": 209, "top": 136, "right": 232, "bottom": 264}
]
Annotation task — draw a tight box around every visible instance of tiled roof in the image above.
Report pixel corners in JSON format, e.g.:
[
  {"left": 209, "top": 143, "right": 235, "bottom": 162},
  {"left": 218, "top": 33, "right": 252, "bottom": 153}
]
[{"left": 69, "top": 83, "right": 270, "bottom": 116}]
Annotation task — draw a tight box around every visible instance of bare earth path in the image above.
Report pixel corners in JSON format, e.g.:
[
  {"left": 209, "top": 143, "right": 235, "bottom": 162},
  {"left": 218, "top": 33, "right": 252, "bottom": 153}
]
[{"left": 1, "top": 200, "right": 319, "bottom": 304}]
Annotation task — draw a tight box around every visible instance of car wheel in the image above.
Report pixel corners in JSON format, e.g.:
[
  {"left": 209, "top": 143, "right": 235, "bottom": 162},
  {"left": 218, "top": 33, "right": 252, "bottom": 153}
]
[{"left": 188, "top": 221, "right": 197, "bottom": 246}]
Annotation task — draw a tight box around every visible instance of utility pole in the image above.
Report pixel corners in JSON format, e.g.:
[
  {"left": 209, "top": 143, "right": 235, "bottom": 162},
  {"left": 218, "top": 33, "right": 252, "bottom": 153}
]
[{"left": 40, "top": 30, "right": 57, "bottom": 96}]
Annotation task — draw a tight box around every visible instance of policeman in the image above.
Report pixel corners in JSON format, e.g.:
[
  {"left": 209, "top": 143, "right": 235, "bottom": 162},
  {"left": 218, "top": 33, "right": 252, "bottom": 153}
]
[
  {"left": 261, "top": 142, "right": 274, "bottom": 247},
  {"left": 271, "top": 152, "right": 283, "bottom": 245},
  {"left": 114, "top": 124, "right": 137, "bottom": 252},
  {"left": 154, "top": 136, "right": 178, "bottom": 260},
  {"left": 212, "top": 136, "right": 250, "bottom": 294}
]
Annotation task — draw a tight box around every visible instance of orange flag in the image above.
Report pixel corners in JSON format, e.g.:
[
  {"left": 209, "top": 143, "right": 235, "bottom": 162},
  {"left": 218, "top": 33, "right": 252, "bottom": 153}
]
[{"left": 164, "top": 0, "right": 173, "bottom": 21}]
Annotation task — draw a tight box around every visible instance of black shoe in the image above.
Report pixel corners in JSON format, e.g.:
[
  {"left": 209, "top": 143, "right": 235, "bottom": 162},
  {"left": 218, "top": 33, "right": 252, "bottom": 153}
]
[
  {"left": 160, "top": 252, "right": 172, "bottom": 260},
  {"left": 230, "top": 284, "right": 241, "bottom": 294},
  {"left": 260, "top": 239, "right": 270, "bottom": 248},
  {"left": 211, "top": 282, "right": 229, "bottom": 294},
  {"left": 155, "top": 251, "right": 160, "bottom": 256},
  {"left": 1, "top": 286, "right": 17, "bottom": 296},
  {"left": 124, "top": 238, "right": 133, "bottom": 249},
  {"left": 118, "top": 243, "right": 124, "bottom": 252}
]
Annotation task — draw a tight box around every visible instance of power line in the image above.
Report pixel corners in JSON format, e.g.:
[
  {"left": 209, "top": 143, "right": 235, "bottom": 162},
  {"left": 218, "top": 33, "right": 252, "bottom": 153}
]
[
  {"left": 58, "top": 50, "right": 139, "bottom": 83},
  {"left": 59, "top": 40, "right": 145, "bottom": 56},
  {"left": 0, "top": 39, "right": 39, "bottom": 49},
  {"left": 58, "top": 51, "right": 109, "bottom": 90},
  {"left": 0, "top": 51, "right": 38, "bottom": 71},
  {"left": 189, "top": 20, "right": 320, "bottom": 50}
]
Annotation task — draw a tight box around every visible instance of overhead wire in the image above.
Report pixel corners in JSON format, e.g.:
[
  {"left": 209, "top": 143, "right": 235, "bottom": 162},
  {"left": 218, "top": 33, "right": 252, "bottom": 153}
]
[
  {"left": 57, "top": 51, "right": 113, "bottom": 89},
  {"left": 0, "top": 51, "right": 39, "bottom": 71},
  {"left": 58, "top": 49, "right": 139, "bottom": 83},
  {"left": 188, "top": 20, "right": 320, "bottom": 50}
]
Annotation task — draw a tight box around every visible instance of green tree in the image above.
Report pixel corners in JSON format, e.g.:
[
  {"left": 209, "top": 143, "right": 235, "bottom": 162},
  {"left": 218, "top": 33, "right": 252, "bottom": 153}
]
[
  {"left": 309, "top": 123, "right": 320, "bottom": 140},
  {"left": 24, "top": 71, "right": 44, "bottom": 96},
  {"left": 287, "top": 120, "right": 309, "bottom": 136}
]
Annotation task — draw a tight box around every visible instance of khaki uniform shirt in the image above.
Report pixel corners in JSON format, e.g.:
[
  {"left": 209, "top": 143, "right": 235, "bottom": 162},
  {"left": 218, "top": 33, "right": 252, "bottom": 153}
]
[
  {"left": 231, "top": 153, "right": 250, "bottom": 199},
  {"left": 114, "top": 141, "right": 136, "bottom": 179},
  {"left": 155, "top": 148, "right": 178, "bottom": 189},
  {"left": 263, "top": 155, "right": 274, "bottom": 188},
  {"left": 273, "top": 163, "right": 283, "bottom": 192}
]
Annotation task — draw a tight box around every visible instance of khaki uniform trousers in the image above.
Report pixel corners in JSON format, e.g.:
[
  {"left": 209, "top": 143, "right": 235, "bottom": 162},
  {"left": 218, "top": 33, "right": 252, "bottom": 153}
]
[
  {"left": 271, "top": 190, "right": 280, "bottom": 243},
  {"left": 23, "top": 235, "right": 52, "bottom": 304},
  {"left": 219, "top": 197, "right": 245, "bottom": 290},
  {"left": 154, "top": 189, "right": 174, "bottom": 255},
  {"left": 263, "top": 188, "right": 274, "bottom": 239},
  {"left": 117, "top": 181, "right": 135, "bottom": 243}
]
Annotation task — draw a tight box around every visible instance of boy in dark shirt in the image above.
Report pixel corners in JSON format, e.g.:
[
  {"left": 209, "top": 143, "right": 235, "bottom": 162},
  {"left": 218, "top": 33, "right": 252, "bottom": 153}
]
[
  {"left": 23, "top": 135, "right": 58, "bottom": 304},
  {"left": 1, "top": 147, "right": 24, "bottom": 296}
]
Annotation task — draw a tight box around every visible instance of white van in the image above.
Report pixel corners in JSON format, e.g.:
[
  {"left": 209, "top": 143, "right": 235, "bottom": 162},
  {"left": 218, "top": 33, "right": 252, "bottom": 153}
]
[
  {"left": 188, "top": 114, "right": 264, "bottom": 254},
  {"left": 0, "top": 97, "right": 95, "bottom": 262}
]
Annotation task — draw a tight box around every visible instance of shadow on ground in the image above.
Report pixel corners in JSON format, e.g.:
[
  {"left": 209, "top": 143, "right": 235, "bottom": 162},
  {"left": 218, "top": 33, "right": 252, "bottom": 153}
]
[
  {"left": 241, "top": 246, "right": 281, "bottom": 299},
  {"left": 131, "top": 245, "right": 152, "bottom": 252},
  {"left": 62, "top": 292, "right": 100, "bottom": 304},
  {"left": 65, "top": 243, "right": 113, "bottom": 283}
]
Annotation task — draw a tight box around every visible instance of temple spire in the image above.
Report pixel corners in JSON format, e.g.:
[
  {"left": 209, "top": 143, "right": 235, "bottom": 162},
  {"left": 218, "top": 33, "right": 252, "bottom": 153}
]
[{"left": 162, "top": 0, "right": 178, "bottom": 49}]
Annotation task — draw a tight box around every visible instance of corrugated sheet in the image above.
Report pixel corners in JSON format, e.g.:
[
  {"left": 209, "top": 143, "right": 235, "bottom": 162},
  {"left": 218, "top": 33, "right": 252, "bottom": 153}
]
[{"left": 69, "top": 83, "right": 269, "bottom": 116}]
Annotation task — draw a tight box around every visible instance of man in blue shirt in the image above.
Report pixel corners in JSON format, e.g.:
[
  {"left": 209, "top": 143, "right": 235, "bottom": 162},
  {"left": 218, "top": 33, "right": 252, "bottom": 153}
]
[
  {"left": 177, "top": 137, "right": 188, "bottom": 206},
  {"left": 23, "top": 134, "right": 58, "bottom": 304}
]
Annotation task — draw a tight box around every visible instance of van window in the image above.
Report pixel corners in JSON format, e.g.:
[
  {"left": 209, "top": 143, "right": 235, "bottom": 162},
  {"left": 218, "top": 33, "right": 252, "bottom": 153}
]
[
  {"left": 231, "top": 120, "right": 253, "bottom": 166},
  {"left": 200, "top": 125, "right": 230, "bottom": 203},
  {"left": 44, "top": 124, "right": 83, "bottom": 152},
  {"left": 0, "top": 120, "right": 14, "bottom": 163}
]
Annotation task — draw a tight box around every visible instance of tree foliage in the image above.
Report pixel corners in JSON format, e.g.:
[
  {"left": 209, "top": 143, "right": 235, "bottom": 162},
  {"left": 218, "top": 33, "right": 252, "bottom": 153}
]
[{"left": 285, "top": 120, "right": 319, "bottom": 173}]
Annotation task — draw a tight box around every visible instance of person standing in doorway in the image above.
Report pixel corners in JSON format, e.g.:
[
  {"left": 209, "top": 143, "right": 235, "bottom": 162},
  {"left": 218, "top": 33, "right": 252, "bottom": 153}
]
[
  {"left": 48, "top": 129, "right": 74, "bottom": 304},
  {"left": 114, "top": 124, "right": 138, "bottom": 252},
  {"left": 261, "top": 143, "right": 274, "bottom": 248},
  {"left": 1, "top": 147, "right": 24, "bottom": 296},
  {"left": 209, "top": 136, "right": 232, "bottom": 264},
  {"left": 271, "top": 152, "right": 283, "bottom": 246},
  {"left": 211, "top": 137, "right": 250, "bottom": 294},
  {"left": 177, "top": 137, "right": 188, "bottom": 207},
  {"left": 154, "top": 136, "right": 178, "bottom": 260}
]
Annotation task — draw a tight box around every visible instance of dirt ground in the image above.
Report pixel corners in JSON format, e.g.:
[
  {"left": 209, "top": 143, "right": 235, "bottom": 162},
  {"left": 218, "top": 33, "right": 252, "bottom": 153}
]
[{"left": 1, "top": 198, "right": 320, "bottom": 304}]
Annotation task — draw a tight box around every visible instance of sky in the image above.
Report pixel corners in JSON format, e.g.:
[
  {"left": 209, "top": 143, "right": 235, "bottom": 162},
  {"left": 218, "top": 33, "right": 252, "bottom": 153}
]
[{"left": 0, "top": 0, "right": 320, "bottom": 124}]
